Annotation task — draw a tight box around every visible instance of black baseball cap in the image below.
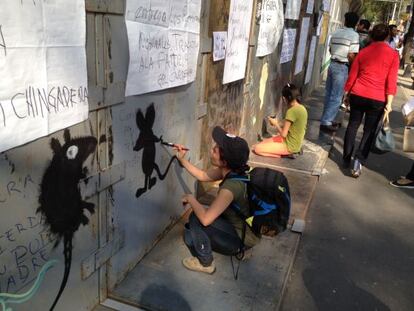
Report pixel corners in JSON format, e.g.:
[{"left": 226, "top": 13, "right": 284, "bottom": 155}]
[{"left": 212, "top": 126, "right": 249, "bottom": 170}]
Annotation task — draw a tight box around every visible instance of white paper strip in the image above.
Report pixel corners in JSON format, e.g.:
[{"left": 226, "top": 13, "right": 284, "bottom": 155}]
[
  {"left": 213, "top": 31, "right": 227, "bottom": 61},
  {"left": 316, "top": 13, "right": 323, "bottom": 36},
  {"left": 294, "top": 17, "right": 310, "bottom": 75},
  {"left": 306, "top": 0, "right": 315, "bottom": 14},
  {"left": 223, "top": 0, "right": 254, "bottom": 84},
  {"left": 0, "top": 0, "right": 88, "bottom": 153},
  {"left": 280, "top": 28, "right": 297, "bottom": 64},
  {"left": 256, "top": 0, "right": 284, "bottom": 57},
  {"left": 285, "top": 0, "right": 302, "bottom": 20},
  {"left": 125, "top": 0, "right": 202, "bottom": 96},
  {"left": 322, "top": 0, "right": 330, "bottom": 12},
  {"left": 305, "top": 36, "right": 317, "bottom": 84}
]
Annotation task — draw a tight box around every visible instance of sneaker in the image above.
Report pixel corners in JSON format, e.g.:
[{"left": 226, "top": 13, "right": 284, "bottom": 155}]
[
  {"left": 320, "top": 124, "right": 339, "bottom": 132},
  {"left": 242, "top": 248, "right": 253, "bottom": 261},
  {"left": 182, "top": 257, "right": 216, "bottom": 274},
  {"left": 390, "top": 178, "right": 414, "bottom": 189},
  {"left": 339, "top": 103, "right": 349, "bottom": 112},
  {"left": 351, "top": 159, "right": 362, "bottom": 178},
  {"left": 332, "top": 121, "right": 342, "bottom": 128}
]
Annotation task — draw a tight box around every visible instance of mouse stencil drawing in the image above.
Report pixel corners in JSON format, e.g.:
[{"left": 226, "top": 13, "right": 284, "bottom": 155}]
[
  {"left": 134, "top": 103, "right": 177, "bottom": 198},
  {"left": 37, "top": 129, "right": 97, "bottom": 310}
]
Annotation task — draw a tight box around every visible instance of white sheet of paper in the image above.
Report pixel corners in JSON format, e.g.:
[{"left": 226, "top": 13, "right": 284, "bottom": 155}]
[
  {"left": 125, "top": 0, "right": 202, "bottom": 96},
  {"left": 223, "top": 0, "right": 254, "bottom": 84},
  {"left": 403, "top": 97, "right": 414, "bottom": 116},
  {"left": 285, "top": 0, "right": 302, "bottom": 20},
  {"left": 305, "top": 36, "right": 317, "bottom": 84},
  {"left": 317, "top": 13, "right": 323, "bottom": 36},
  {"left": 306, "top": 0, "right": 315, "bottom": 14},
  {"left": 280, "top": 28, "right": 297, "bottom": 64},
  {"left": 294, "top": 17, "right": 310, "bottom": 75},
  {"left": 322, "top": 0, "right": 330, "bottom": 12},
  {"left": 213, "top": 31, "right": 227, "bottom": 61},
  {"left": 0, "top": 0, "right": 88, "bottom": 153},
  {"left": 256, "top": 0, "right": 284, "bottom": 57}
]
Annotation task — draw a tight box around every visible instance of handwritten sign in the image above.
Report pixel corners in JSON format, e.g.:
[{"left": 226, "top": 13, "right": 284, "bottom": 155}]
[
  {"left": 306, "top": 0, "right": 315, "bottom": 14},
  {"left": 213, "top": 31, "right": 227, "bottom": 61},
  {"left": 125, "top": 0, "right": 202, "bottom": 96},
  {"left": 0, "top": 0, "right": 88, "bottom": 153},
  {"left": 285, "top": 0, "right": 302, "bottom": 20},
  {"left": 294, "top": 17, "right": 310, "bottom": 75},
  {"left": 280, "top": 28, "right": 297, "bottom": 64},
  {"left": 305, "top": 36, "right": 317, "bottom": 84},
  {"left": 322, "top": 0, "right": 330, "bottom": 12},
  {"left": 223, "top": 0, "right": 254, "bottom": 84},
  {"left": 256, "top": 0, "right": 284, "bottom": 57}
]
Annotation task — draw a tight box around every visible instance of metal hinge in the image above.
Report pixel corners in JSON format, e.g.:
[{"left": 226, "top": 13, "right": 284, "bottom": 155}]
[{"left": 81, "top": 230, "right": 125, "bottom": 280}]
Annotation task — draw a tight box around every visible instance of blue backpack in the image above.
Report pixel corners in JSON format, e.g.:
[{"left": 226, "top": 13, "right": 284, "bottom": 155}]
[{"left": 227, "top": 167, "right": 291, "bottom": 236}]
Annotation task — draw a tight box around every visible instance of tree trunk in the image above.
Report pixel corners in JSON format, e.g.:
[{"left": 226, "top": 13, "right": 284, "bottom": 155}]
[{"left": 401, "top": 0, "right": 414, "bottom": 68}]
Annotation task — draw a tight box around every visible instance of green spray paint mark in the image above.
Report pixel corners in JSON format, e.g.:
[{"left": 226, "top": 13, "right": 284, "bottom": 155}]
[{"left": 0, "top": 260, "right": 58, "bottom": 311}]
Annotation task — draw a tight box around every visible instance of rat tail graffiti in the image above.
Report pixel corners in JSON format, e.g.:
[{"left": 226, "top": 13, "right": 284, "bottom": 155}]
[
  {"left": 49, "top": 232, "right": 72, "bottom": 311},
  {"left": 153, "top": 155, "right": 178, "bottom": 180}
]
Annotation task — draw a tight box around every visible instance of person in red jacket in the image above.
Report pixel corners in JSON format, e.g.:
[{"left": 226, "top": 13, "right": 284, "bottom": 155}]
[{"left": 342, "top": 24, "right": 399, "bottom": 177}]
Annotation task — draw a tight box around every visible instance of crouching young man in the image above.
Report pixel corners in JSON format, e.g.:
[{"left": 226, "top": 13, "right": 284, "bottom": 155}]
[{"left": 174, "top": 126, "right": 261, "bottom": 274}]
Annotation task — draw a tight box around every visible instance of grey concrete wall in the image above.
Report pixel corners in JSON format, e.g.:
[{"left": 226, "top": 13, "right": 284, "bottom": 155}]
[{"left": 0, "top": 0, "right": 335, "bottom": 310}]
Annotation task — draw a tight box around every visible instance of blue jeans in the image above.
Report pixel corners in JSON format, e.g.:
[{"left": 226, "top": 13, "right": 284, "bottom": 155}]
[
  {"left": 183, "top": 213, "right": 243, "bottom": 266},
  {"left": 321, "top": 61, "right": 349, "bottom": 125}
]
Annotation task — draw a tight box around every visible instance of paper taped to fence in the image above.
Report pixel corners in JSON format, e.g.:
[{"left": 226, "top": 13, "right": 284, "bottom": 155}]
[
  {"left": 305, "top": 36, "right": 317, "bottom": 84},
  {"left": 125, "top": 0, "right": 202, "bottom": 96},
  {"left": 294, "top": 17, "right": 310, "bottom": 75},
  {"left": 213, "top": 31, "right": 227, "bottom": 61},
  {"left": 256, "top": 0, "right": 284, "bottom": 57},
  {"left": 280, "top": 28, "right": 297, "bottom": 64},
  {"left": 285, "top": 0, "right": 302, "bottom": 20},
  {"left": 223, "top": 0, "right": 254, "bottom": 84},
  {"left": 0, "top": 0, "right": 88, "bottom": 153}
]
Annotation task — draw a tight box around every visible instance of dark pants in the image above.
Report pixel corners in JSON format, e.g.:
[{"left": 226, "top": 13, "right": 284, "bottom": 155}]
[
  {"left": 343, "top": 94, "right": 384, "bottom": 165},
  {"left": 184, "top": 213, "right": 243, "bottom": 266},
  {"left": 406, "top": 162, "right": 414, "bottom": 180}
]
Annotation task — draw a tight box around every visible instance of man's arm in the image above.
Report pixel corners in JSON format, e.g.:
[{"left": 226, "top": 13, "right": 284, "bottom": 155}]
[
  {"left": 347, "top": 52, "right": 357, "bottom": 64},
  {"left": 348, "top": 33, "right": 360, "bottom": 65}
]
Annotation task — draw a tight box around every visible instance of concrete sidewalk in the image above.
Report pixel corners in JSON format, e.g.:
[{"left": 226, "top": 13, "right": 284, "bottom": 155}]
[
  {"left": 280, "top": 75, "right": 414, "bottom": 310},
  {"left": 93, "top": 85, "right": 331, "bottom": 311}
]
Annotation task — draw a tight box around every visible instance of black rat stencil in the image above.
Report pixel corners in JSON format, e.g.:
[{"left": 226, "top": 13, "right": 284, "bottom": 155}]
[
  {"left": 134, "top": 103, "right": 178, "bottom": 198},
  {"left": 38, "top": 129, "right": 97, "bottom": 311}
]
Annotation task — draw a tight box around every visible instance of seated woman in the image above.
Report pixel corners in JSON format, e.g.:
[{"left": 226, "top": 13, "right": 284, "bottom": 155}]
[{"left": 253, "top": 84, "right": 308, "bottom": 158}]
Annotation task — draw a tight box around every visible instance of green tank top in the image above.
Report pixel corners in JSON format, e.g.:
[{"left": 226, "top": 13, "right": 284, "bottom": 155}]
[{"left": 220, "top": 179, "right": 261, "bottom": 248}]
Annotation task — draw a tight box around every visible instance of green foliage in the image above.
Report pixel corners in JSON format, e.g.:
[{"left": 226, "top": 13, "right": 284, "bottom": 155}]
[
  {"left": 362, "top": 0, "right": 411, "bottom": 24},
  {"left": 362, "top": 0, "right": 391, "bottom": 23}
]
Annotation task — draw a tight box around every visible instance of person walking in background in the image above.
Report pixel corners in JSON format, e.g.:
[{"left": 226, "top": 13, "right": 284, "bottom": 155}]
[
  {"left": 342, "top": 24, "right": 399, "bottom": 177},
  {"left": 356, "top": 19, "right": 371, "bottom": 49},
  {"left": 387, "top": 24, "right": 402, "bottom": 50},
  {"left": 320, "top": 12, "right": 360, "bottom": 133},
  {"left": 253, "top": 84, "right": 308, "bottom": 158},
  {"left": 390, "top": 162, "right": 414, "bottom": 189}
]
